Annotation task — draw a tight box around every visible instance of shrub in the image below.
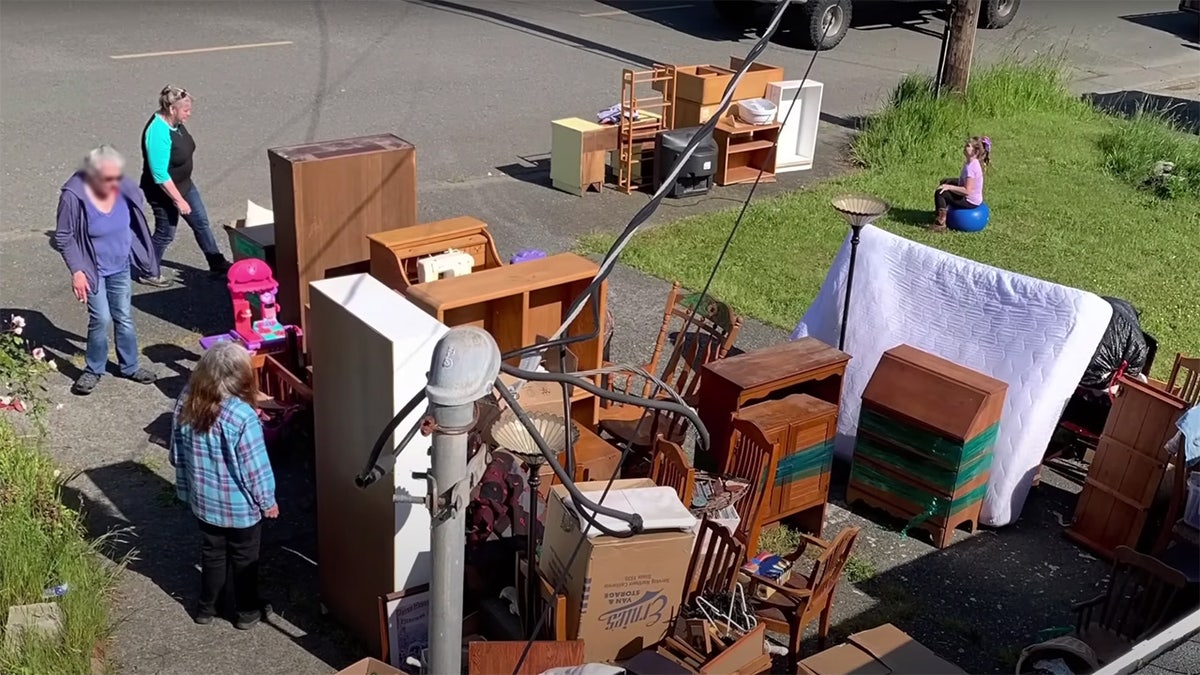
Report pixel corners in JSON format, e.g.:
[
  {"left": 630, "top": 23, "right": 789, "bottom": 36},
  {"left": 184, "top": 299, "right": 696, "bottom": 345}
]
[
  {"left": 0, "top": 315, "right": 56, "bottom": 430},
  {"left": 1098, "top": 112, "right": 1200, "bottom": 199}
]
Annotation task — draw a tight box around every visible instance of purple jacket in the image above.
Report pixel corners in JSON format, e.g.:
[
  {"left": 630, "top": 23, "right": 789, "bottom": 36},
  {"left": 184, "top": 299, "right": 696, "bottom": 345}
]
[{"left": 54, "top": 172, "right": 158, "bottom": 289}]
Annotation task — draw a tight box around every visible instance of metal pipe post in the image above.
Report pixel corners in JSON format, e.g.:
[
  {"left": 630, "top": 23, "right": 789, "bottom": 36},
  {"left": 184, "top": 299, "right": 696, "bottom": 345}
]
[
  {"left": 424, "top": 327, "right": 501, "bottom": 675},
  {"left": 838, "top": 226, "right": 863, "bottom": 352}
]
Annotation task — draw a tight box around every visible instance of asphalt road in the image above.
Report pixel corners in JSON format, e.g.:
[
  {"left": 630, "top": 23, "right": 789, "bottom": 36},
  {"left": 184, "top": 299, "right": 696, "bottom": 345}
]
[{"left": 1, "top": 2, "right": 1196, "bottom": 673}]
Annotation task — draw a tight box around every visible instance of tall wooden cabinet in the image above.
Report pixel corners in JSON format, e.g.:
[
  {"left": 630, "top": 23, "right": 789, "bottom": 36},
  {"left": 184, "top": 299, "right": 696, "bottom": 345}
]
[
  {"left": 847, "top": 345, "right": 1007, "bottom": 549},
  {"left": 1067, "top": 377, "right": 1188, "bottom": 558},
  {"left": 268, "top": 134, "right": 417, "bottom": 336},
  {"left": 698, "top": 338, "right": 849, "bottom": 471}
]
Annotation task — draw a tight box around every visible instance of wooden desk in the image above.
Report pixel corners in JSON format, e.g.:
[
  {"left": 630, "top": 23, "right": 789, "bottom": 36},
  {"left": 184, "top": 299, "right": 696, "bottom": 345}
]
[
  {"left": 698, "top": 338, "right": 849, "bottom": 471},
  {"left": 368, "top": 216, "right": 502, "bottom": 293},
  {"left": 539, "top": 424, "right": 622, "bottom": 496}
]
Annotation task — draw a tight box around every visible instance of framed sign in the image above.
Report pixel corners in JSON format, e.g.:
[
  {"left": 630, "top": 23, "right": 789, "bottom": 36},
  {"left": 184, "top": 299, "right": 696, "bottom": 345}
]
[{"left": 378, "top": 584, "right": 431, "bottom": 668}]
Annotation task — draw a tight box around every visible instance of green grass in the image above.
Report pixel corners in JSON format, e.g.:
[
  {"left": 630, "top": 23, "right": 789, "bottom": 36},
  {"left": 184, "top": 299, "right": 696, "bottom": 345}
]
[
  {"left": 0, "top": 420, "right": 123, "bottom": 675},
  {"left": 581, "top": 62, "right": 1200, "bottom": 375},
  {"left": 843, "top": 555, "right": 878, "bottom": 584}
]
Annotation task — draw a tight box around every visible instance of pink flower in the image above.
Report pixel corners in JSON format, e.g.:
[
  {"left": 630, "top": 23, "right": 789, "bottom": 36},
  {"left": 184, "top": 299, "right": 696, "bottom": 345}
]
[
  {"left": 9, "top": 315, "right": 25, "bottom": 329},
  {"left": 31, "top": 347, "right": 45, "bottom": 360}
]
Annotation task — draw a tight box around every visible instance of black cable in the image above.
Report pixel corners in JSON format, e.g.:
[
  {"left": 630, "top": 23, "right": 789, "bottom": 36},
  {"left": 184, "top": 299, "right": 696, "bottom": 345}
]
[
  {"left": 354, "top": 388, "right": 427, "bottom": 487},
  {"left": 498, "top": 362, "right": 709, "bottom": 453},
  {"left": 511, "top": 437, "right": 633, "bottom": 675},
  {"left": 503, "top": 0, "right": 792, "bottom": 364},
  {"left": 679, "top": 12, "right": 832, "bottom": 358},
  {"left": 493, "top": 377, "right": 642, "bottom": 536}
]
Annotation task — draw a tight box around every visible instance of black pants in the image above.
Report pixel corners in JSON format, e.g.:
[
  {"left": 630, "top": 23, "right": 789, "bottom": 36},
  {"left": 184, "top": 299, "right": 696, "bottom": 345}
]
[
  {"left": 198, "top": 519, "right": 262, "bottom": 621},
  {"left": 935, "top": 177, "right": 974, "bottom": 210}
]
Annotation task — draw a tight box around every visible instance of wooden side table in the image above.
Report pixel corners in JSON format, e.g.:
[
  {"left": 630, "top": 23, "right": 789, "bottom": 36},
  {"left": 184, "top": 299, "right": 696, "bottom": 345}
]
[
  {"left": 698, "top": 338, "right": 849, "bottom": 471},
  {"left": 550, "top": 117, "right": 609, "bottom": 196},
  {"left": 713, "top": 118, "right": 780, "bottom": 186}
]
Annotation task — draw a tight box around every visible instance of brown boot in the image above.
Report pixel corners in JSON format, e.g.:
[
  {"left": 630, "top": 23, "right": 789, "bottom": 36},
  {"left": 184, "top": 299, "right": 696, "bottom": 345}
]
[{"left": 929, "top": 208, "right": 948, "bottom": 232}]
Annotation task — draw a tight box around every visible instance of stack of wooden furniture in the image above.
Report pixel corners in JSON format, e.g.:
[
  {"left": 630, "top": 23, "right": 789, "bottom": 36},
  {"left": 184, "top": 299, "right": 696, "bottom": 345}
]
[
  {"left": 667, "top": 58, "right": 784, "bottom": 128},
  {"left": 367, "top": 217, "right": 502, "bottom": 293},
  {"left": 846, "top": 345, "right": 1007, "bottom": 549},
  {"left": 698, "top": 338, "right": 849, "bottom": 473},
  {"left": 1068, "top": 375, "right": 1189, "bottom": 558},
  {"left": 268, "top": 134, "right": 417, "bottom": 338},
  {"left": 405, "top": 252, "right": 605, "bottom": 427},
  {"left": 732, "top": 393, "right": 838, "bottom": 548}
]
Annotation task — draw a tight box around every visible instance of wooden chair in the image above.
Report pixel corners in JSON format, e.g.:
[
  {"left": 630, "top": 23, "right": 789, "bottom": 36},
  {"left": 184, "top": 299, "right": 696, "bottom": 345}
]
[
  {"left": 1166, "top": 353, "right": 1200, "bottom": 405},
  {"left": 650, "top": 436, "right": 696, "bottom": 507},
  {"left": 748, "top": 527, "right": 861, "bottom": 674},
  {"left": 1072, "top": 545, "right": 1188, "bottom": 665},
  {"left": 723, "top": 418, "right": 777, "bottom": 557},
  {"left": 681, "top": 516, "right": 746, "bottom": 608},
  {"left": 516, "top": 554, "right": 568, "bottom": 641},
  {"left": 599, "top": 281, "right": 742, "bottom": 450}
]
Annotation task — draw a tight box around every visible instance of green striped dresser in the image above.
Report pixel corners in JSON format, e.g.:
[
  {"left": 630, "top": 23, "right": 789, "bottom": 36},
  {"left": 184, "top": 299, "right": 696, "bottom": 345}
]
[
  {"left": 736, "top": 393, "right": 838, "bottom": 547},
  {"left": 847, "top": 345, "right": 1007, "bottom": 549}
]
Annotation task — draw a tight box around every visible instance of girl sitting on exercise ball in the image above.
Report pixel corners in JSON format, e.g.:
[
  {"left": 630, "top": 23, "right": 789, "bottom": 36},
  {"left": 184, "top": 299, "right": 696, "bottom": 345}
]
[{"left": 931, "top": 136, "right": 990, "bottom": 232}]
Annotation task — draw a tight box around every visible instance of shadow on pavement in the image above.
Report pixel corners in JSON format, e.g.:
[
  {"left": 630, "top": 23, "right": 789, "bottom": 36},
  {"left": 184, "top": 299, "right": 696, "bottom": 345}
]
[
  {"left": 588, "top": 0, "right": 946, "bottom": 50},
  {"left": 1, "top": 306, "right": 87, "bottom": 382},
  {"left": 1121, "top": 11, "right": 1199, "bottom": 43},
  {"left": 417, "top": 0, "right": 658, "bottom": 67},
  {"left": 130, "top": 268, "right": 228, "bottom": 337},
  {"left": 495, "top": 154, "right": 553, "bottom": 189},
  {"left": 1083, "top": 90, "right": 1200, "bottom": 134},
  {"left": 62, "top": 453, "right": 361, "bottom": 670},
  {"left": 142, "top": 343, "right": 201, "bottom": 401},
  {"left": 819, "top": 466, "right": 1109, "bottom": 673}
]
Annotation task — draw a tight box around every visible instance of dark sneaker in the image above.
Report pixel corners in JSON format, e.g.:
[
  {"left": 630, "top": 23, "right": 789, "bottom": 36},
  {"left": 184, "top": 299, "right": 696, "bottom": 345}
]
[
  {"left": 118, "top": 368, "right": 156, "bottom": 385},
  {"left": 71, "top": 372, "right": 101, "bottom": 396},
  {"left": 234, "top": 614, "right": 260, "bottom": 631},
  {"left": 136, "top": 275, "right": 174, "bottom": 288},
  {"left": 206, "top": 254, "right": 232, "bottom": 278},
  {"left": 193, "top": 612, "right": 215, "bottom": 626}
]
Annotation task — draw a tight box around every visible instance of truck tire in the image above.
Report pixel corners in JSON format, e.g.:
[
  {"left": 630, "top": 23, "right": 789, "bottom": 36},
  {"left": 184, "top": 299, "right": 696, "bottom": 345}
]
[
  {"left": 795, "top": 0, "right": 852, "bottom": 51},
  {"left": 712, "top": 0, "right": 757, "bottom": 25},
  {"left": 979, "top": 0, "right": 1020, "bottom": 29}
]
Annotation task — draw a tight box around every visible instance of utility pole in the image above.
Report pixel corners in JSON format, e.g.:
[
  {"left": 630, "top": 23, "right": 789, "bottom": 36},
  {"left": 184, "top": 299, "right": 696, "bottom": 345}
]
[
  {"left": 422, "top": 326, "right": 500, "bottom": 675},
  {"left": 939, "top": 0, "right": 981, "bottom": 94}
]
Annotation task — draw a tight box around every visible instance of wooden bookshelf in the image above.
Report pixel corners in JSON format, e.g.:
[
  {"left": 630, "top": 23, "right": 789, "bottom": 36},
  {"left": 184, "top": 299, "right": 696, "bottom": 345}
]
[
  {"left": 714, "top": 118, "right": 779, "bottom": 186},
  {"left": 406, "top": 253, "right": 606, "bottom": 426}
]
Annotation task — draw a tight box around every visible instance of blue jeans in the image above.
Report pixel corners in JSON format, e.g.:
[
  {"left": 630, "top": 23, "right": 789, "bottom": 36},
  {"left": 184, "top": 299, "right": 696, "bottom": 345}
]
[
  {"left": 149, "top": 183, "right": 221, "bottom": 264},
  {"left": 86, "top": 266, "right": 140, "bottom": 377}
]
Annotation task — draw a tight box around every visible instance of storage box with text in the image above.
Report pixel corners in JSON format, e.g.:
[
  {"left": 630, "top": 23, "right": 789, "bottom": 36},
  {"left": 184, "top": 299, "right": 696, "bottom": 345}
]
[{"left": 538, "top": 478, "right": 695, "bottom": 663}]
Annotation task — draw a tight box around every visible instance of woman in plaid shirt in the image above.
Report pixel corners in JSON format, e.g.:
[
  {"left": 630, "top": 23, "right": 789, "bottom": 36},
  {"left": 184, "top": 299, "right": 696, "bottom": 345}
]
[{"left": 170, "top": 341, "right": 278, "bottom": 629}]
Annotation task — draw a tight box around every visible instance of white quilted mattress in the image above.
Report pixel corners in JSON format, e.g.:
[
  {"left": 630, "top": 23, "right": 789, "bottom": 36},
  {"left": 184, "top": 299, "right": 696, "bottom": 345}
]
[{"left": 791, "top": 225, "right": 1112, "bottom": 526}]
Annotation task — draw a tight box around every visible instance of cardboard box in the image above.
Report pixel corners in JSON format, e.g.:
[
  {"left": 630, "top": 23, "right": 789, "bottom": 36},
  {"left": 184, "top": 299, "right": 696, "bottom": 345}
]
[
  {"left": 798, "top": 624, "right": 966, "bottom": 675},
  {"left": 539, "top": 478, "right": 695, "bottom": 663},
  {"left": 336, "top": 657, "right": 408, "bottom": 675}
]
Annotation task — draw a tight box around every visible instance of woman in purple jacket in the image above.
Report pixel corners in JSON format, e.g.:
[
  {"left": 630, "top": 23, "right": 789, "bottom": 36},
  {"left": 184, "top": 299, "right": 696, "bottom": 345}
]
[{"left": 53, "top": 145, "right": 159, "bottom": 395}]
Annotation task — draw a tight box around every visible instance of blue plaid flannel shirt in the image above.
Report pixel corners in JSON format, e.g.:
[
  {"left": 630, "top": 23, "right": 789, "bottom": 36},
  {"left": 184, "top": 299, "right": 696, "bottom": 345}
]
[{"left": 170, "top": 392, "right": 276, "bottom": 529}]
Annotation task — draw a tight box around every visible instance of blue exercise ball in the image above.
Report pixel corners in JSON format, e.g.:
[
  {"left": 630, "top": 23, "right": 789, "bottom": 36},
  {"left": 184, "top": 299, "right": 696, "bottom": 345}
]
[{"left": 948, "top": 202, "right": 990, "bottom": 232}]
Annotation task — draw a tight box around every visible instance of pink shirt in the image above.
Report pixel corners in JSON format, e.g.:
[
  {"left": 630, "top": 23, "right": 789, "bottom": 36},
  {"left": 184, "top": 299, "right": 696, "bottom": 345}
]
[{"left": 960, "top": 158, "right": 984, "bottom": 205}]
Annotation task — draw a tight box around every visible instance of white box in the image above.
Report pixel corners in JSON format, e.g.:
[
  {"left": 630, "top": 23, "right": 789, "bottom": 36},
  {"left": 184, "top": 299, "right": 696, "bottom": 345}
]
[{"left": 767, "top": 79, "right": 824, "bottom": 172}]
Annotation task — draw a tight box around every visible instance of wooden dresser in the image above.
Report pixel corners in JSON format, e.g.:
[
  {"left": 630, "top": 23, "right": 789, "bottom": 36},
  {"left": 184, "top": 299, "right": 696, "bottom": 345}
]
[
  {"left": 268, "top": 134, "right": 417, "bottom": 337},
  {"left": 1067, "top": 376, "right": 1188, "bottom": 558},
  {"left": 698, "top": 338, "right": 849, "bottom": 471},
  {"left": 847, "top": 345, "right": 1007, "bottom": 549},
  {"left": 735, "top": 394, "right": 838, "bottom": 544}
]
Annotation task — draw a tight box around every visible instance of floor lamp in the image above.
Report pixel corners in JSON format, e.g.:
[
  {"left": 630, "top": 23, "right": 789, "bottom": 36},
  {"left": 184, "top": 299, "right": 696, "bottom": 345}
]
[
  {"left": 831, "top": 194, "right": 890, "bottom": 352},
  {"left": 489, "top": 409, "right": 577, "bottom": 639}
]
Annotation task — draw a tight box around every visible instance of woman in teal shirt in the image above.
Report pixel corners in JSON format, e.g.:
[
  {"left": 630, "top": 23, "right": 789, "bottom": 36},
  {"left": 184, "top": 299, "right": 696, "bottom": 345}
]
[{"left": 139, "top": 85, "right": 230, "bottom": 285}]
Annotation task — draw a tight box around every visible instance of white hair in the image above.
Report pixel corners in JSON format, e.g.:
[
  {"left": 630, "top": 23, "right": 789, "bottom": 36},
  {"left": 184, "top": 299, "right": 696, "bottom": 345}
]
[{"left": 83, "top": 145, "right": 125, "bottom": 176}]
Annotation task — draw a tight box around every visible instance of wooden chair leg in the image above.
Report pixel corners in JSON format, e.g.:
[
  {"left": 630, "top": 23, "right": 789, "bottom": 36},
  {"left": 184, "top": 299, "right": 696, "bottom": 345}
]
[
  {"left": 787, "top": 617, "right": 805, "bottom": 674},
  {"left": 818, "top": 606, "right": 832, "bottom": 650}
]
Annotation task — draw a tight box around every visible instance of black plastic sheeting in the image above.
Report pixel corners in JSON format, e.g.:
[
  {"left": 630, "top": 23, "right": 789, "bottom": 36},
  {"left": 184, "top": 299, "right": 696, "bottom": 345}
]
[{"left": 1080, "top": 297, "right": 1151, "bottom": 389}]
